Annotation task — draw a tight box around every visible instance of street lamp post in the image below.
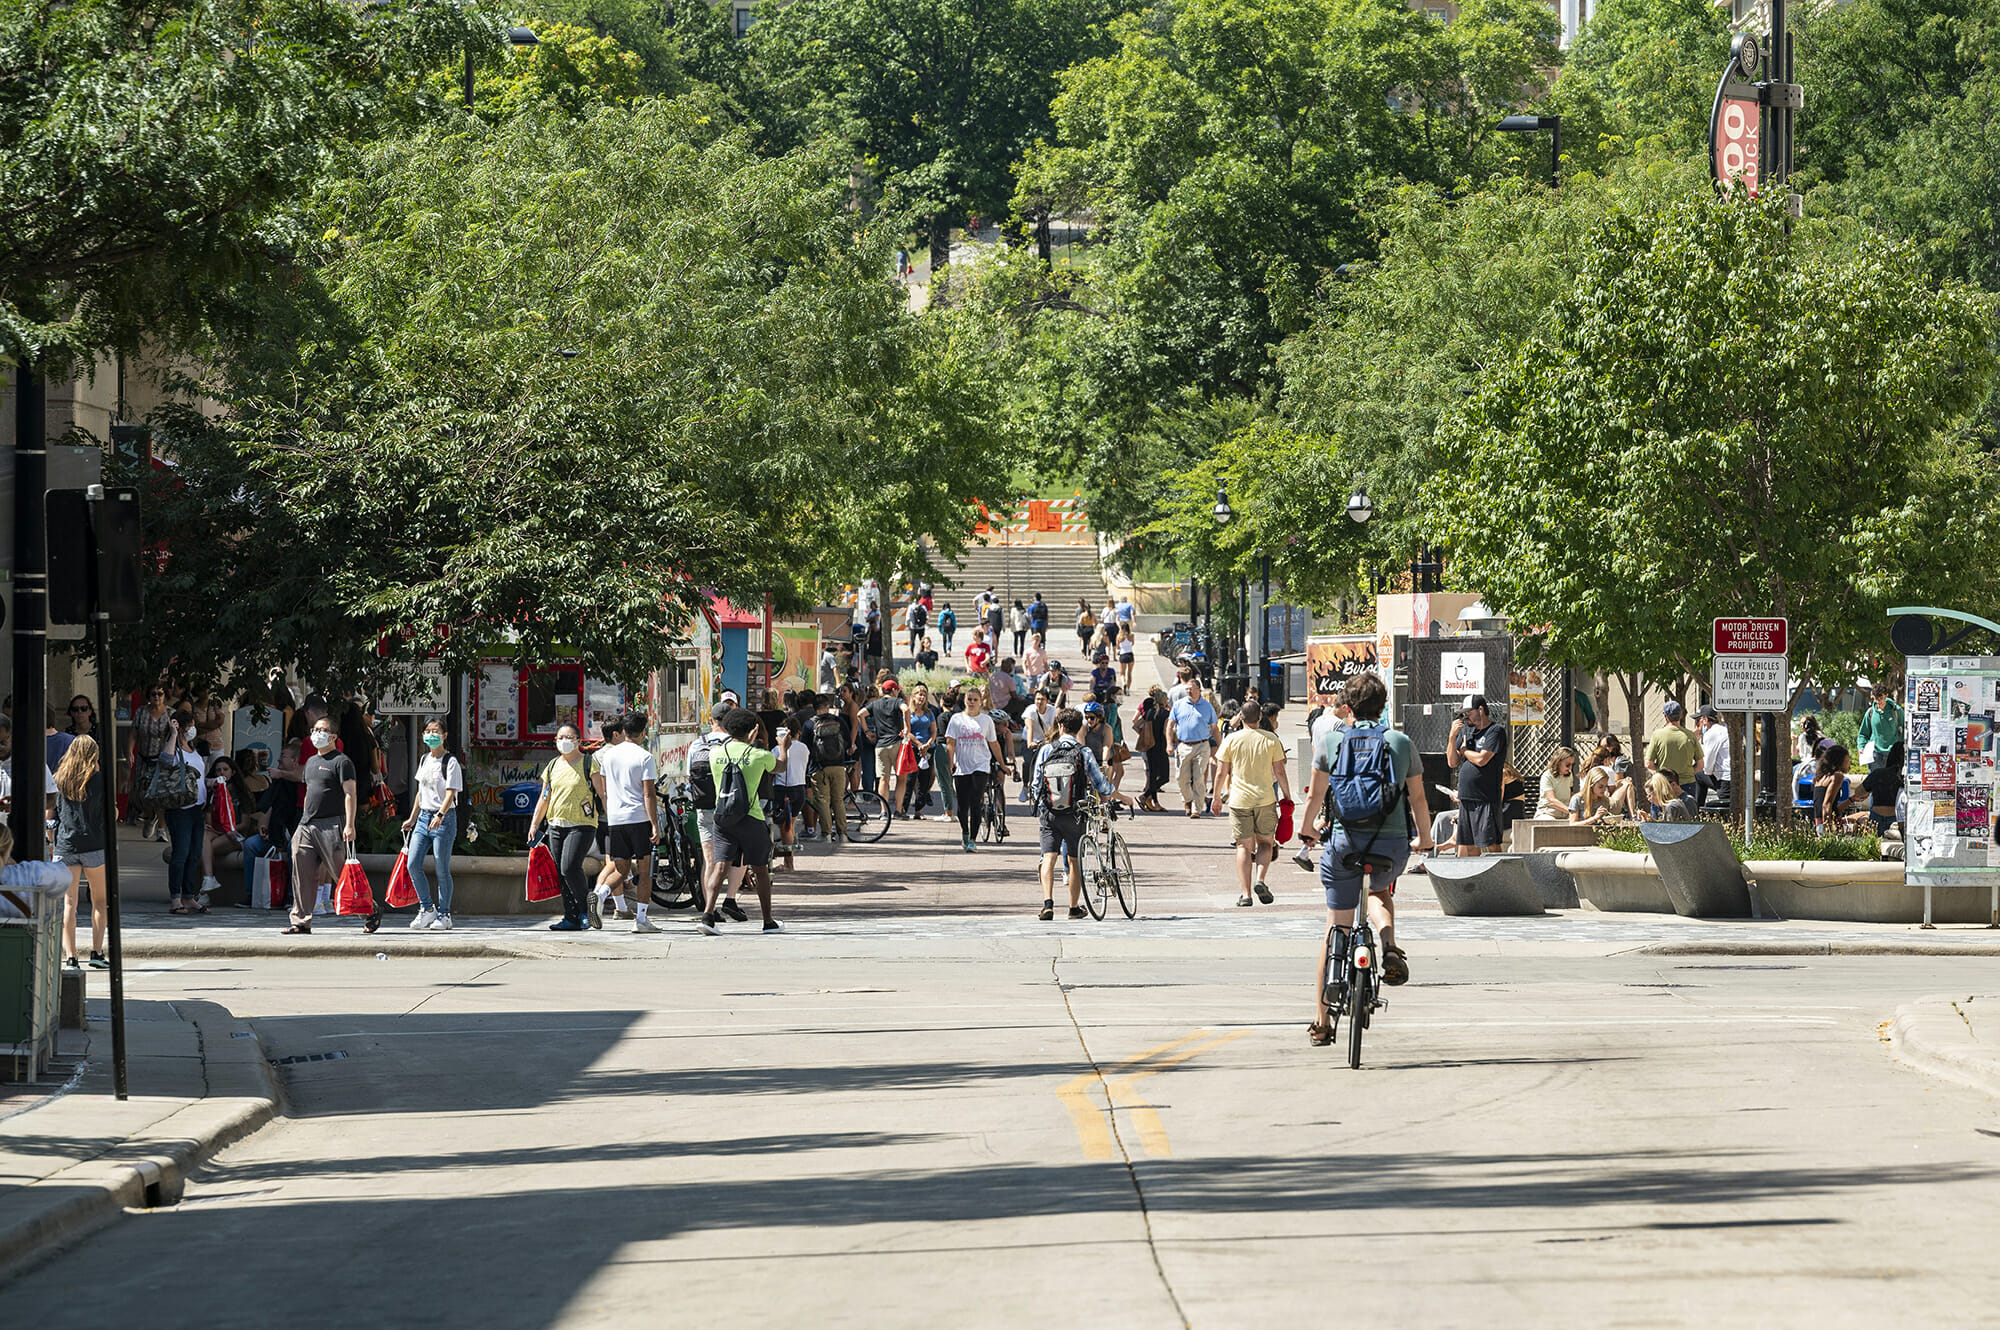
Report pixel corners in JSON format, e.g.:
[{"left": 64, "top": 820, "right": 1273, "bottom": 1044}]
[
  {"left": 466, "top": 26, "right": 541, "bottom": 109},
  {"left": 1495, "top": 114, "right": 1562, "bottom": 189},
  {"left": 1211, "top": 486, "right": 1237, "bottom": 698}
]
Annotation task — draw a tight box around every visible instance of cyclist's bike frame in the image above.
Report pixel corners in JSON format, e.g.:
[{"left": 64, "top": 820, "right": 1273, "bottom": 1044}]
[
  {"left": 1076, "top": 793, "right": 1136, "bottom": 919},
  {"left": 1322, "top": 852, "right": 1392, "bottom": 1068}
]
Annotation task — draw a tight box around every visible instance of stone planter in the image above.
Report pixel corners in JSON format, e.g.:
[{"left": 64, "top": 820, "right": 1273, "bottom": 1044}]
[
  {"left": 1520, "top": 851, "right": 1581, "bottom": 910},
  {"left": 1425, "top": 855, "right": 1545, "bottom": 916},
  {"left": 1743, "top": 860, "right": 1996, "bottom": 925},
  {"left": 355, "top": 853, "right": 582, "bottom": 916},
  {"left": 1641, "top": 823, "right": 1753, "bottom": 919},
  {"left": 1556, "top": 849, "right": 1675, "bottom": 913}
]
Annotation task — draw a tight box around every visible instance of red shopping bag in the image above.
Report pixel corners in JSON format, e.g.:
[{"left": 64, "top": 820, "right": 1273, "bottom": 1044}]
[
  {"left": 385, "top": 837, "right": 417, "bottom": 909},
  {"left": 895, "top": 739, "right": 919, "bottom": 777},
  {"left": 1275, "top": 798, "right": 1296, "bottom": 845},
  {"left": 334, "top": 858, "right": 376, "bottom": 915},
  {"left": 525, "top": 843, "right": 561, "bottom": 902}
]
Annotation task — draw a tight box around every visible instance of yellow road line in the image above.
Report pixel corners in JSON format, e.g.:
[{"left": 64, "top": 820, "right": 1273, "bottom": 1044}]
[{"left": 1059, "top": 1028, "right": 1248, "bottom": 1159}]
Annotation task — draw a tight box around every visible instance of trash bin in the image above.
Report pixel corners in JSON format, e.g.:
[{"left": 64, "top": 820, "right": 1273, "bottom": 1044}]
[
  {"left": 0, "top": 888, "right": 63, "bottom": 1082},
  {"left": 496, "top": 780, "right": 543, "bottom": 841}
]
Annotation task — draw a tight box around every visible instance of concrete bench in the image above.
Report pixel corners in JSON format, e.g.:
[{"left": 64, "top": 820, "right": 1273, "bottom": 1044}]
[
  {"left": 1425, "top": 855, "right": 1546, "bottom": 916},
  {"left": 1513, "top": 820, "right": 1600, "bottom": 853},
  {"left": 1641, "top": 822, "right": 1752, "bottom": 918},
  {"left": 1556, "top": 849, "right": 1675, "bottom": 913}
]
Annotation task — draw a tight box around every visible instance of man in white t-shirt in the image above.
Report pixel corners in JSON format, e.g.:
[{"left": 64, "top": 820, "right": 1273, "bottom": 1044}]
[
  {"left": 1020, "top": 691, "right": 1058, "bottom": 803},
  {"left": 945, "top": 688, "right": 1007, "bottom": 852},
  {"left": 592, "top": 711, "right": 662, "bottom": 933},
  {"left": 773, "top": 702, "right": 812, "bottom": 870}
]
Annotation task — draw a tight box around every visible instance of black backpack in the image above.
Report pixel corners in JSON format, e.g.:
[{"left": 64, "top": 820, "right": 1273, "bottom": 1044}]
[
  {"left": 811, "top": 713, "right": 847, "bottom": 766},
  {"left": 713, "top": 743, "right": 755, "bottom": 828},
  {"left": 686, "top": 736, "right": 717, "bottom": 811},
  {"left": 1039, "top": 739, "right": 1087, "bottom": 812}
]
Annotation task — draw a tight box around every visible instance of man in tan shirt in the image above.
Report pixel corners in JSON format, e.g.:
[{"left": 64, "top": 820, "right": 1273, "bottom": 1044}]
[{"left": 1210, "top": 701, "right": 1292, "bottom": 907}]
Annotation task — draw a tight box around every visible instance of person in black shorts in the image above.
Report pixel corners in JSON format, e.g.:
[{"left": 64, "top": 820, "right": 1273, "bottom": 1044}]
[
  {"left": 591, "top": 712, "right": 662, "bottom": 934},
  {"left": 697, "top": 709, "right": 782, "bottom": 935},
  {"left": 1447, "top": 694, "right": 1508, "bottom": 855}
]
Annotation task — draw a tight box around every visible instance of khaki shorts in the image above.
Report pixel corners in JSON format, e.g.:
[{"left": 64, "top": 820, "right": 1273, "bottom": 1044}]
[{"left": 1228, "top": 803, "right": 1279, "bottom": 841}]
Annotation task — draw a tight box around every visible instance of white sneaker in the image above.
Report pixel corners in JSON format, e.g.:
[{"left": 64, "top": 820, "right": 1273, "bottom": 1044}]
[
  {"left": 428, "top": 914, "right": 454, "bottom": 931},
  {"left": 411, "top": 908, "right": 437, "bottom": 930},
  {"left": 633, "top": 916, "right": 662, "bottom": 934},
  {"left": 199, "top": 876, "right": 221, "bottom": 895}
]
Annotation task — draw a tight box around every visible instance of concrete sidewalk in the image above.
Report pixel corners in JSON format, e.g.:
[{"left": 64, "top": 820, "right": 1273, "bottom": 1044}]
[
  {"left": 0, "top": 998, "right": 279, "bottom": 1282},
  {"left": 1890, "top": 992, "right": 2000, "bottom": 1098}
]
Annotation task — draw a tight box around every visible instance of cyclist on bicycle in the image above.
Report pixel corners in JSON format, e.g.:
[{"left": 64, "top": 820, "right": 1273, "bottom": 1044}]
[
  {"left": 1299, "top": 672, "right": 1432, "bottom": 1046},
  {"left": 1030, "top": 708, "right": 1131, "bottom": 920}
]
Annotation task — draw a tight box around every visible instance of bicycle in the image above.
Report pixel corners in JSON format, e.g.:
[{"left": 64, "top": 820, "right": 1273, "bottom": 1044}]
[
  {"left": 1321, "top": 851, "right": 1391, "bottom": 1069},
  {"left": 979, "top": 771, "right": 1011, "bottom": 844},
  {"left": 649, "top": 783, "right": 705, "bottom": 910},
  {"left": 843, "top": 787, "right": 891, "bottom": 842},
  {"left": 1076, "top": 794, "right": 1136, "bottom": 919}
]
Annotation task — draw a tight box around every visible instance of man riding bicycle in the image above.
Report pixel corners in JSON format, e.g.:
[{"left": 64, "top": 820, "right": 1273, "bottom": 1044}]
[
  {"left": 1299, "top": 672, "right": 1433, "bottom": 1047},
  {"left": 1029, "top": 708, "right": 1131, "bottom": 920}
]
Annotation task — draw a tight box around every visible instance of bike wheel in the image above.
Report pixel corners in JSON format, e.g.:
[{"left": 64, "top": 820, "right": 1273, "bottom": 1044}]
[
  {"left": 1110, "top": 834, "right": 1136, "bottom": 917},
  {"left": 982, "top": 789, "right": 1007, "bottom": 843},
  {"left": 846, "top": 789, "right": 890, "bottom": 842},
  {"left": 1078, "top": 833, "right": 1108, "bottom": 919},
  {"left": 1346, "top": 952, "right": 1371, "bottom": 1069}
]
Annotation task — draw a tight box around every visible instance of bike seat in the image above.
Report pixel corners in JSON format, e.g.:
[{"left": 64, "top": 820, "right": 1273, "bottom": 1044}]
[{"left": 1340, "top": 850, "right": 1400, "bottom": 874}]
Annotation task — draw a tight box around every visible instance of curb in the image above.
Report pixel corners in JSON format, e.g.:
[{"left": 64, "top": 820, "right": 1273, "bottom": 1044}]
[
  {"left": 0, "top": 1004, "right": 281, "bottom": 1284},
  {"left": 1632, "top": 940, "right": 2000, "bottom": 957},
  {"left": 1888, "top": 994, "right": 2000, "bottom": 1098}
]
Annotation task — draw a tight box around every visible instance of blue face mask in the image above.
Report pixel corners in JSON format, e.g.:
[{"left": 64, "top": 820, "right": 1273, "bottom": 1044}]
[{"left": 424, "top": 733, "right": 444, "bottom": 750}]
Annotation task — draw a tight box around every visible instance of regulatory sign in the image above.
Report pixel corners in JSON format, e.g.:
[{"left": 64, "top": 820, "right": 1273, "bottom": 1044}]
[
  {"left": 1713, "top": 617, "right": 1788, "bottom": 656},
  {"left": 1712, "top": 654, "right": 1789, "bottom": 711}
]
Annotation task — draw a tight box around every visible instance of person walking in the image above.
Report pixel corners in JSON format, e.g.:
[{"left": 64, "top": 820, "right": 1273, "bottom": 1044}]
[
  {"left": 528, "top": 723, "right": 597, "bottom": 930},
  {"left": 1857, "top": 682, "right": 1905, "bottom": 767},
  {"left": 1695, "top": 706, "right": 1732, "bottom": 809},
  {"left": 1021, "top": 690, "right": 1058, "bottom": 800},
  {"left": 1117, "top": 621, "right": 1136, "bottom": 690},
  {"left": 908, "top": 597, "right": 929, "bottom": 655},
  {"left": 129, "top": 684, "right": 175, "bottom": 839},
  {"left": 1211, "top": 700, "right": 1291, "bottom": 905},
  {"left": 1135, "top": 685, "right": 1170, "bottom": 811},
  {"left": 807, "top": 691, "right": 852, "bottom": 847},
  {"left": 1029, "top": 708, "right": 1127, "bottom": 920},
  {"left": 1074, "top": 598, "right": 1096, "bottom": 655},
  {"left": 1010, "top": 599, "right": 1030, "bottom": 656},
  {"left": 900, "top": 683, "right": 942, "bottom": 818},
  {"left": 866, "top": 681, "right": 906, "bottom": 819},
  {"left": 938, "top": 602, "right": 957, "bottom": 656},
  {"left": 964, "top": 628, "right": 993, "bottom": 675},
  {"left": 1168, "top": 678, "right": 1219, "bottom": 817},
  {"left": 985, "top": 596, "right": 1005, "bottom": 651},
  {"left": 52, "top": 737, "right": 109, "bottom": 969},
  {"left": 1446, "top": 695, "right": 1508, "bottom": 855},
  {"left": 694, "top": 708, "right": 784, "bottom": 935},
  {"left": 591, "top": 711, "right": 663, "bottom": 933},
  {"left": 1021, "top": 632, "right": 1048, "bottom": 691},
  {"left": 772, "top": 705, "right": 810, "bottom": 866},
  {"left": 283, "top": 715, "right": 356, "bottom": 935},
  {"left": 1029, "top": 593, "right": 1049, "bottom": 641},
  {"left": 947, "top": 687, "right": 1006, "bottom": 851},
  {"left": 402, "top": 718, "right": 464, "bottom": 930},
  {"left": 159, "top": 715, "right": 210, "bottom": 915}
]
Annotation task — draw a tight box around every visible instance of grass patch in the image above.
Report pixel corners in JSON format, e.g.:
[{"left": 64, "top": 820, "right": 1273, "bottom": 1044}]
[{"left": 1594, "top": 818, "right": 1881, "bottom": 862}]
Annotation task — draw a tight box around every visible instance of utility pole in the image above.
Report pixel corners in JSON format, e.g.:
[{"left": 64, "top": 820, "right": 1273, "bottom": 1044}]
[{"left": 10, "top": 369, "right": 47, "bottom": 862}]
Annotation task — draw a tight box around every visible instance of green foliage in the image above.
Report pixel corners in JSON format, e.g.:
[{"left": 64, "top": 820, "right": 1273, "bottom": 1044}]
[
  {"left": 136, "top": 95, "right": 1009, "bottom": 695},
  {"left": 1597, "top": 819, "right": 1882, "bottom": 861},
  {"left": 1563, "top": 0, "right": 1729, "bottom": 156},
  {"left": 0, "top": 0, "right": 497, "bottom": 369},
  {"left": 463, "top": 20, "right": 645, "bottom": 117},
  {"left": 1435, "top": 188, "right": 2000, "bottom": 701}
]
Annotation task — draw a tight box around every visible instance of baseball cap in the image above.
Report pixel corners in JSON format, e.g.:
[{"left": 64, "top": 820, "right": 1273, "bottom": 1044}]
[
  {"left": 1662, "top": 700, "right": 1685, "bottom": 720},
  {"left": 1612, "top": 756, "right": 1632, "bottom": 774},
  {"left": 710, "top": 702, "right": 732, "bottom": 723},
  {"left": 1465, "top": 694, "right": 1489, "bottom": 712},
  {"left": 1695, "top": 705, "right": 1720, "bottom": 722}
]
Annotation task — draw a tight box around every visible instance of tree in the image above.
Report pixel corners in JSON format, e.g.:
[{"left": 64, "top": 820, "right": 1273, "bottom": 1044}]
[
  {"left": 134, "top": 94, "right": 1010, "bottom": 695},
  {"left": 463, "top": 20, "right": 645, "bottom": 118},
  {"left": 742, "top": 0, "right": 1111, "bottom": 272},
  {"left": 1432, "top": 187, "right": 2000, "bottom": 750},
  {"left": 1562, "top": 0, "right": 1729, "bottom": 158},
  {"left": 0, "top": 0, "right": 496, "bottom": 372}
]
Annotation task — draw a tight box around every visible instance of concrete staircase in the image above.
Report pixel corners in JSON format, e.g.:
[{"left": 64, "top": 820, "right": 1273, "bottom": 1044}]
[{"left": 934, "top": 542, "right": 1109, "bottom": 617}]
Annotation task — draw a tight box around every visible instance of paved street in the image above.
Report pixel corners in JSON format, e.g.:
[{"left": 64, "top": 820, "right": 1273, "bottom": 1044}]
[{"left": 7, "top": 794, "right": 2000, "bottom": 1330}]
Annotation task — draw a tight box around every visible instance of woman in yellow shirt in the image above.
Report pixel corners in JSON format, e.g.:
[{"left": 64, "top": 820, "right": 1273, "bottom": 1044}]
[{"left": 528, "top": 724, "right": 598, "bottom": 931}]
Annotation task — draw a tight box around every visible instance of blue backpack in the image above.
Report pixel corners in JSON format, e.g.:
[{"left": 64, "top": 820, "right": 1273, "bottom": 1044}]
[{"left": 1328, "top": 722, "right": 1403, "bottom": 827}]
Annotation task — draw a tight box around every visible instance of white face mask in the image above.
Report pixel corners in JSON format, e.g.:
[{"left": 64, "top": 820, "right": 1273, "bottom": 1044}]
[
  {"left": 556, "top": 738, "right": 577, "bottom": 755},
  {"left": 312, "top": 732, "right": 334, "bottom": 752},
  {"left": 186, "top": 726, "right": 198, "bottom": 740}
]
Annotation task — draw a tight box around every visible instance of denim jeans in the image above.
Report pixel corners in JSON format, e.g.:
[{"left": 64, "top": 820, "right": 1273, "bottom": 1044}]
[
  {"left": 409, "top": 809, "right": 457, "bottom": 913},
  {"left": 165, "top": 805, "right": 205, "bottom": 900}
]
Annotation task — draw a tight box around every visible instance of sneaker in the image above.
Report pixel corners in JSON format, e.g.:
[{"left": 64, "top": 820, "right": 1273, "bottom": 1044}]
[
  {"left": 88, "top": 951, "right": 108, "bottom": 969},
  {"left": 634, "top": 916, "right": 663, "bottom": 934},
  {"left": 586, "top": 891, "right": 603, "bottom": 930},
  {"left": 962, "top": 838, "right": 976, "bottom": 852},
  {"left": 549, "top": 917, "right": 584, "bottom": 931},
  {"left": 720, "top": 899, "right": 749, "bottom": 923},
  {"left": 762, "top": 919, "right": 785, "bottom": 933},
  {"left": 411, "top": 907, "right": 437, "bottom": 931},
  {"left": 428, "top": 914, "right": 454, "bottom": 931},
  {"left": 64, "top": 955, "right": 80, "bottom": 970},
  {"left": 1038, "top": 899, "right": 1055, "bottom": 921},
  {"left": 1067, "top": 906, "right": 1087, "bottom": 919},
  {"left": 697, "top": 912, "right": 721, "bottom": 936},
  {"left": 199, "top": 875, "right": 221, "bottom": 896}
]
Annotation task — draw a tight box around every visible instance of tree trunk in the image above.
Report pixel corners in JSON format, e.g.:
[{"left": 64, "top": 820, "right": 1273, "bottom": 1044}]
[
  {"left": 1617, "top": 671, "right": 1646, "bottom": 757},
  {"left": 1036, "top": 204, "right": 1052, "bottom": 265}
]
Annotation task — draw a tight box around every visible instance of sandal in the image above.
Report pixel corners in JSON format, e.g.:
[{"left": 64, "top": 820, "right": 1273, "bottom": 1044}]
[
  {"left": 1236, "top": 894, "right": 1254, "bottom": 907},
  {"left": 1254, "top": 881, "right": 1274, "bottom": 904},
  {"left": 192, "top": 899, "right": 209, "bottom": 914},
  {"left": 1382, "top": 946, "right": 1410, "bottom": 987},
  {"left": 169, "top": 901, "right": 190, "bottom": 915},
  {"left": 1307, "top": 1021, "right": 1333, "bottom": 1046}
]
